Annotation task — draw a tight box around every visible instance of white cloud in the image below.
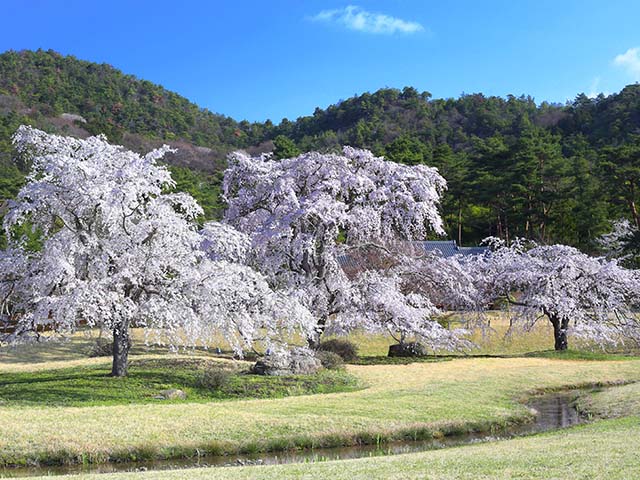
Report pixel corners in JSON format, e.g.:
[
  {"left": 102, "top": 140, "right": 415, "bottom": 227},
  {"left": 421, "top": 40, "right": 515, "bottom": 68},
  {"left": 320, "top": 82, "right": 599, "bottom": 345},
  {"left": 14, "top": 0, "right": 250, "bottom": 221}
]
[
  {"left": 586, "top": 77, "right": 610, "bottom": 98},
  {"left": 613, "top": 47, "right": 640, "bottom": 79},
  {"left": 311, "top": 5, "right": 424, "bottom": 35}
]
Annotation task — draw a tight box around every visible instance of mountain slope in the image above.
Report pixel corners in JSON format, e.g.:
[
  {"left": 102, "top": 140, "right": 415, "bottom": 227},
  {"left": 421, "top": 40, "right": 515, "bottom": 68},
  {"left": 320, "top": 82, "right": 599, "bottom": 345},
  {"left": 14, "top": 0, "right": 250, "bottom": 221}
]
[
  {"left": 1, "top": 49, "right": 639, "bottom": 249},
  {"left": 0, "top": 49, "right": 275, "bottom": 172}
]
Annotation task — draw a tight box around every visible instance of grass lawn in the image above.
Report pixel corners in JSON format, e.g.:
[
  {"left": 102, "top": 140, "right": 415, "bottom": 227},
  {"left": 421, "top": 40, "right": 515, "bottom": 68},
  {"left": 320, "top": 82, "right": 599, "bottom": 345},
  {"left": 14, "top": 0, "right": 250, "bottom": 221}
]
[
  {"left": 1, "top": 317, "right": 639, "bottom": 475},
  {"left": 28, "top": 416, "right": 640, "bottom": 480},
  {"left": 19, "top": 380, "right": 640, "bottom": 480},
  {"left": 345, "top": 312, "right": 636, "bottom": 357},
  {"left": 2, "top": 354, "right": 640, "bottom": 467},
  {"left": 0, "top": 358, "right": 359, "bottom": 407},
  {"left": 0, "top": 313, "right": 629, "bottom": 367},
  {"left": 576, "top": 381, "right": 640, "bottom": 419}
]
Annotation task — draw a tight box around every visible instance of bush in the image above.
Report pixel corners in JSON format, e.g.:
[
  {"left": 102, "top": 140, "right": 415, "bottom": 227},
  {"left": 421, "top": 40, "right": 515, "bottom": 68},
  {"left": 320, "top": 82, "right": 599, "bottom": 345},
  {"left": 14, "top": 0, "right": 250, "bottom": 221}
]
[
  {"left": 88, "top": 338, "right": 113, "bottom": 357},
  {"left": 318, "top": 339, "right": 359, "bottom": 361},
  {"left": 388, "top": 342, "right": 427, "bottom": 357},
  {"left": 317, "top": 351, "right": 345, "bottom": 370},
  {"left": 199, "top": 367, "right": 231, "bottom": 390}
]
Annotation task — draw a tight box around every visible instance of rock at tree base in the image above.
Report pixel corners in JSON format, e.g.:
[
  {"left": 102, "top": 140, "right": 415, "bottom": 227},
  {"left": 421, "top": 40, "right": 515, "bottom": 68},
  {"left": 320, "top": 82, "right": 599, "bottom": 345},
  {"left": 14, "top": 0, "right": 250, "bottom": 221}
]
[
  {"left": 154, "top": 389, "right": 187, "bottom": 400},
  {"left": 388, "top": 342, "right": 427, "bottom": 357},
  {"left": 251, "top": 347, "right": 321, "bottom": 376}
]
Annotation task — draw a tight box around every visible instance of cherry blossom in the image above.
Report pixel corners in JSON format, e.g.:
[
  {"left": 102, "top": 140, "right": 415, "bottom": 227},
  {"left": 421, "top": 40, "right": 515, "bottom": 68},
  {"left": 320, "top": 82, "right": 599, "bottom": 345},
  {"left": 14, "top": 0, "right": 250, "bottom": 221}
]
[
  {"left": 223, "top": 147, "right": 447, "bottom": 346},
  {"left": 2, "top": 126, "right": 313, "bottom": 375},
  {"left": 483, "top": 240, "right": 640, "bottom": 350}
]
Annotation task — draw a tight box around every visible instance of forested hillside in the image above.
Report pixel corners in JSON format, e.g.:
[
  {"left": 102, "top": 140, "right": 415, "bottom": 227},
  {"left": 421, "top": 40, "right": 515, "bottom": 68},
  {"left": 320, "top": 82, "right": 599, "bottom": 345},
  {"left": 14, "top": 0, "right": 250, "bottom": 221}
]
[
  {"left": 268, "top": 86, "right": 640, "bottom": 250},
  {"left": 0, "top": 49, "right": 268, "bottom": 219},
  {"left": 1, "top": 49, "right": 639, "bottom": 251}
]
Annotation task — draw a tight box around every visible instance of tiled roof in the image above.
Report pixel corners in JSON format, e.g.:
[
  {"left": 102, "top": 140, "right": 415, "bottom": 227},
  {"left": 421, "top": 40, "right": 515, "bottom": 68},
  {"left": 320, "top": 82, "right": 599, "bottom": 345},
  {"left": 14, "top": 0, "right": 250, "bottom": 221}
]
[
  {"left": 415, "top": 240, "right": 460, "bottom": 258},
  {"left": 414, "top": 241, "right": 490, "bottom": 258},
  {"left": 458, "top": 246, "right": 490, "bottom": 256},
  {"left": 337, "top": 254, "right": 359, "bottom": 270},
  {"left": 337, "top": 240, "right": 489, "bottom": 270}
]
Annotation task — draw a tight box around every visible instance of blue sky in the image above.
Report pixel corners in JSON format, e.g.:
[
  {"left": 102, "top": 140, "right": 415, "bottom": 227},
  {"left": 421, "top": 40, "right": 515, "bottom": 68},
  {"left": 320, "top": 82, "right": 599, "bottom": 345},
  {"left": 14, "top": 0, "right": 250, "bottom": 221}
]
[{"left": 2, "top": 1, "right": 640, "bottom": 122}]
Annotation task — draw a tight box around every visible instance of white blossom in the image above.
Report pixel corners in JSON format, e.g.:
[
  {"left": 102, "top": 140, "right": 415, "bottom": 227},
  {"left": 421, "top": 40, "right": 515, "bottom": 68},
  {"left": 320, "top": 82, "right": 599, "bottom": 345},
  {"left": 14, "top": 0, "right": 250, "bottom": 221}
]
[
  {"left": 2, "top": 126, "right": 313, "bottom": 373},
  {"left": 598, "top": 218, "right": 639, "bottom": 265},
  {"left": 482, "top": 240, "right": 640, "bottom": 349},
  {"left": 223, "top": 147, "right": 447, "bottom": 345}
]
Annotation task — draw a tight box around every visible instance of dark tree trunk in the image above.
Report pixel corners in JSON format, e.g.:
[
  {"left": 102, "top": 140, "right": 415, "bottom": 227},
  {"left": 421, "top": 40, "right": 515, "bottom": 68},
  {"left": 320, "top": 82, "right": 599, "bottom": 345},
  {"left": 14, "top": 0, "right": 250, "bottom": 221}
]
[
  {"left": 307, "top": 335, "right": 320, "bottom": 350},
  {"left": 630, "top": 199, "right": 640, "bottom": 230},
  {"left": 457, "top": 201, "right": 463, "bottom": 246},
  {"left": 307, "top": 316, "right": 327, "bottom": 350},
  {"left": 549, "top": 315, "right": 569, "bottom": 351},
  {"left": 111, "top": 324, "right": 131, "bottom": 377}
]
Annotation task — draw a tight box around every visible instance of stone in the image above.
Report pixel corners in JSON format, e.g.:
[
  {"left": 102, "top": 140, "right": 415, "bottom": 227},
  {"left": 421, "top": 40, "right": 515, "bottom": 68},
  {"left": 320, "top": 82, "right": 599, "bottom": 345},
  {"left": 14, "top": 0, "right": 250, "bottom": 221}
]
[
  {"left": 288, "top": 348, "right": 322, "bottom": 374},
  {"left": 154, "top": 389, "right": 187, "bottom": 400},
  {"left": 388, "top": 342, "right": 428, "bottom": 357},
  {"left": 251, "top": 347, "right": 321, "bottom": 376}
]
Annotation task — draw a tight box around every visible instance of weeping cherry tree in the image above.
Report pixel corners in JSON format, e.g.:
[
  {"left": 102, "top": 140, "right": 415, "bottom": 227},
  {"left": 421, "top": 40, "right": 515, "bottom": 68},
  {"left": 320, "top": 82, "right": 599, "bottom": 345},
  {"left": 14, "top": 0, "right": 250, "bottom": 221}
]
[
  {"left": 223, "top": 147, "right": 447, "bottom": 347},
  {"left": 1, "top": 127, "right": 313, "bottom": 376},
  {"left": 482, "top": 239, "right": 640, "bottom": 351},
  {"left": 338, "top": 242, "right": 482, "bottom": 352}
]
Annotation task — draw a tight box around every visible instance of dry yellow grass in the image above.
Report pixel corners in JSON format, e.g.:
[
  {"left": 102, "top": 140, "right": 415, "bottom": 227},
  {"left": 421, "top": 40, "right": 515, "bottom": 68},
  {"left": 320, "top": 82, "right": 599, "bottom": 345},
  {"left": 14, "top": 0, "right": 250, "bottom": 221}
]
[
  {"left": 340, "top": 311, "right": 595, "bottom": 357},
  {"left": 2, "top": 356, "right": 640, "bottom": 466},
  {"left": 0, "top": 329, "right": 231, "bottom": 373},
  {"left": 0, "top": 311, "right": 606, "bottom": 373},
  {"left": 33, "top": 416, "right": 639, "bottom": 480},
  {"left": 1, "top": 314, "right": 638, "bottom": 468}
]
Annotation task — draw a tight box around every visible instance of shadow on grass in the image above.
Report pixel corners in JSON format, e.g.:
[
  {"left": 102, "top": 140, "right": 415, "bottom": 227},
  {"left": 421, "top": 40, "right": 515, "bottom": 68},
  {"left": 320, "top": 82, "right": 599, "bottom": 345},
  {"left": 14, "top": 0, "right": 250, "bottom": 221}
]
[
  {"left": 350, "top": 349, "right": 639, "bottom": 365},
  {"left": 522, "top": 350, "right": 640, "bottom": 361},
  {"left": 0, "top": 337, "right": 96, "bottom": 364},
  {"left": 0, "top": 333, "right": 238, "bottom": 366},
  {"left": 0, "top": 359, "right": 360, "bottom": 407}
]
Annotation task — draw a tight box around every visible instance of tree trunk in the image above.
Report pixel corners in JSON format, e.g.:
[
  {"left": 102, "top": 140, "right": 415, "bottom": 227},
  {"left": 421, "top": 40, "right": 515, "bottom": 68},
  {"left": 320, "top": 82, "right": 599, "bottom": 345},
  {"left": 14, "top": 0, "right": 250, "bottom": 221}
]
[
  {"left": 111, "top": 324, "right": 131, "bottom": 377},
  {"left": 307, "top": 316, "right": 327, "bottom": 350},
  {"left": 629, "top": 199, "right": 640, "bottom": 230},
  {"left": 457, "top": 200, "right": 463, "bottom": 246},
  {"left": 307, "top": 335, "right": 320, "bottom": 350},
  {"left": 549, "top": 315, "right": 569, "bottom": 351}
]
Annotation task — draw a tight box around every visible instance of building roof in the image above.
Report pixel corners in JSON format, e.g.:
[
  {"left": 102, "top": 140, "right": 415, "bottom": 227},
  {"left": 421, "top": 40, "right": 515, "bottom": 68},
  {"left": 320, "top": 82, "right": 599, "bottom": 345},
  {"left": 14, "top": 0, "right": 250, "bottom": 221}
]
[
  {"left": 415, "top": 240, "right": 459, "bottom": 257},
  {"left": 415, "top": 240, "right": 490, "bottom": 258},
  {"left": 337, "top": 240, "right": 489, "bottom": 271},
  {"left": 458, "top": 246, "right": 491, "bottom": 256}
]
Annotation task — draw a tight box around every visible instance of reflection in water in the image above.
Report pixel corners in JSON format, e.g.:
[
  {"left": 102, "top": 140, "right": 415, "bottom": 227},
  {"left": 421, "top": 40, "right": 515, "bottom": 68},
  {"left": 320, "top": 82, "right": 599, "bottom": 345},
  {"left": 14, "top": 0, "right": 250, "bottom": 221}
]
[
  {"left": 528, "top": 393, "right": 581, "bottom": 430},
  {"left": 0, "top": 391, "right": 584, "bottom": 478}
]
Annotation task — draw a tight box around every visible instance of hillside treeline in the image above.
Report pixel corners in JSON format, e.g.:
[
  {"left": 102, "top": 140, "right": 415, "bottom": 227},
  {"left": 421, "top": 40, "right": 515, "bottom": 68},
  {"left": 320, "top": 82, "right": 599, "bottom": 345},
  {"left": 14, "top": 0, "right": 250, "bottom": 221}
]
[{"left": 1, "top": 49, "right": 639, "bottom": 250}]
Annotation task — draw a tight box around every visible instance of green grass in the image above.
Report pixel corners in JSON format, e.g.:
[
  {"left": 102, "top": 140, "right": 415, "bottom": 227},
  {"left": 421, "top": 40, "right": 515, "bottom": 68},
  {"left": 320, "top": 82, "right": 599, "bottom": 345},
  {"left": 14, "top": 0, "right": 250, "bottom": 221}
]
[
  {"left": 21, "top": 379, "right": 640, "bottom": 480},
  {"left": 576, "top": 381, "right": 640, "bottom": 419},
  {"left": 22, "top": 417, "right": 640, "bottom": 480},
  {"left": 352, "top": 349, "right": 637, "bottom": 365},
  {"left": 1, "top": 321, "right": 640, "bottom": 473},
  {"left": 0, "top": 358, "right": 360, "bottom": 407},
  {"left": 350, "top": 355, "right": 454, "bottom": 365},
  {"left": 522, "top": 349, "right": 638, "bottom": 361},
  {"left": 2, "top": 356, "right": 640, "bottom": 467}
]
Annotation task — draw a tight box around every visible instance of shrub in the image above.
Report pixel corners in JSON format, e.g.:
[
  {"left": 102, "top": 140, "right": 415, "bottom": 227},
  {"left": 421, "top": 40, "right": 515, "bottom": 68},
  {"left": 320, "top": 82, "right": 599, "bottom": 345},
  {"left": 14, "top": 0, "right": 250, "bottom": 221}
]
[
  {"left": 388, "top": 342, "right": 427, "bottom": 357},
  {"left": 317, "top": 351, "right": 345, "bottom": 370},
  {"left": 318, "top": 338, "right": 359, "bottom": 361},
  {"left": 199, "top": 367, "right": 231, "bottom": 390},
  {"left": 88, "top": 338, "right": 113, "bottom": 357}
]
